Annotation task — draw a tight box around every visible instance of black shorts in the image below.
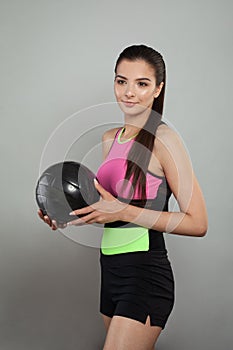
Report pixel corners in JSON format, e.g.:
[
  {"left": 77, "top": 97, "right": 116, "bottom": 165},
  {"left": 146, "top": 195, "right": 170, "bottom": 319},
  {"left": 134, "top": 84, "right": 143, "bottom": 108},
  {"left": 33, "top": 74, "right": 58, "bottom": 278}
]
[{"left": 99, "top": 249, "right": 175, "bottom": 329}]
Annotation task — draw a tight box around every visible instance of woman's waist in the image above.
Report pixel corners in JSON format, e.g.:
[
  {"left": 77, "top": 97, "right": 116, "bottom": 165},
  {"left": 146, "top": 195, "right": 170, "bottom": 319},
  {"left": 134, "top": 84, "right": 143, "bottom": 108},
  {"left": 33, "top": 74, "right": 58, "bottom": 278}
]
[
  {"left": 101, "top": 224, "right": 166, "bottom": 256},
  {"left": 99, "top": 248, "right": 169, "bottom": 266},
  {"left": 104, "top": 221, "right": 164, "bottom": 233}
]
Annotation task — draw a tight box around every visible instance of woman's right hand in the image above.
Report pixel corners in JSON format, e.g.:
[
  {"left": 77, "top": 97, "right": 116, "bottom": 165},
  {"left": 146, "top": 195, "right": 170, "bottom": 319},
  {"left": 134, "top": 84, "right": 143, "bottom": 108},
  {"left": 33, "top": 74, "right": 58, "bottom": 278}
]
[{"left": 37, "top": 209, "right": 67, "bottom": 230}]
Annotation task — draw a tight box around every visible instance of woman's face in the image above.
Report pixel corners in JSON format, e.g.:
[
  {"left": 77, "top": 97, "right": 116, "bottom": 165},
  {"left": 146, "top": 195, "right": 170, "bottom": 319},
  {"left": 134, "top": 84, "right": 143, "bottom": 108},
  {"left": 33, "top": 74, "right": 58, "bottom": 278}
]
[{"left": 114, "top": 59, "right": 163, "bottom": 116}]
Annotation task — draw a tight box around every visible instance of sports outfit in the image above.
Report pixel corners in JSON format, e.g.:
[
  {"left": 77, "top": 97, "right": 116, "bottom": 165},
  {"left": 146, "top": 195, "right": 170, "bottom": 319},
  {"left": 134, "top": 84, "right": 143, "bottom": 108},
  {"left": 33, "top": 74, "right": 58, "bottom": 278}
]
[{"left": 96, "top": 121, "right": 175, "bottom": 329}]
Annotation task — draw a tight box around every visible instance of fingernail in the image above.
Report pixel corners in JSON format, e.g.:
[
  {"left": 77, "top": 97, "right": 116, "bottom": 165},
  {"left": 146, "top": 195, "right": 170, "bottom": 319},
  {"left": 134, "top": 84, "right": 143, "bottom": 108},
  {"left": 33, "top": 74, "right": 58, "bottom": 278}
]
[
  {"left": 94, "top": 178, "right": 98, "bottom": 185},
  {"left": 69, "top": 212, "right": 74, "bottom": 215}
]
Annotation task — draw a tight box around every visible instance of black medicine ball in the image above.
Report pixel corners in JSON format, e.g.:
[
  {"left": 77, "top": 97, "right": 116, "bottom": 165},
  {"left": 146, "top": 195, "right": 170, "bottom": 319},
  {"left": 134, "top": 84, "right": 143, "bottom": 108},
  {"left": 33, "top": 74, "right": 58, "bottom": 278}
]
[{"left": 35, "top": 161, "right": 99, "bottom": 225}]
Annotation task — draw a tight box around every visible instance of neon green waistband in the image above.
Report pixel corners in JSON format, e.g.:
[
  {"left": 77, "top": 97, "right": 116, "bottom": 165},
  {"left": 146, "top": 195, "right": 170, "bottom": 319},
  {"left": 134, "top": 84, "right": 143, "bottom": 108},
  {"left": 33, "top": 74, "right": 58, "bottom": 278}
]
[{"left": 101, "top": 226, "right": 149, "bottom": 255}]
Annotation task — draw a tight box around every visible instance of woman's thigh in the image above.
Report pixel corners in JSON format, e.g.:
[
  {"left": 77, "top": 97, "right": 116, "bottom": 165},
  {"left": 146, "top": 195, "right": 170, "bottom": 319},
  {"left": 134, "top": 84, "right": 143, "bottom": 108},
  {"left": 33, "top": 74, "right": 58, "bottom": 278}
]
[
  {"left": 102, "top": 314, "right": 112, "bottom": 332},
  {"left": 103, "top": 315, "right": 162, "bottom": 350}
]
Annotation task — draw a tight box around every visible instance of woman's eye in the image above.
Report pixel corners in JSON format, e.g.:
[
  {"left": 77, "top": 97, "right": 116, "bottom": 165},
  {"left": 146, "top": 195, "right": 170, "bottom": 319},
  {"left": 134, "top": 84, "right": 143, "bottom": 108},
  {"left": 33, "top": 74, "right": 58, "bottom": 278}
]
[
  {"left": 116, "top": 79, "right": 126, "bottom": 85},
  {"left": 138, "top": 82, "right": 148, "bottom": 87}
]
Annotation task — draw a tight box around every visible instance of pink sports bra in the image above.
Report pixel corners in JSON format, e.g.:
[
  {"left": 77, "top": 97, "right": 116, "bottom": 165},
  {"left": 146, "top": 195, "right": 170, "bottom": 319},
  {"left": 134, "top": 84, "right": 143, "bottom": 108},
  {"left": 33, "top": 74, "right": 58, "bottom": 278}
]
[{"left": 96, "top": 127, "right": 165, "bottom": 200}]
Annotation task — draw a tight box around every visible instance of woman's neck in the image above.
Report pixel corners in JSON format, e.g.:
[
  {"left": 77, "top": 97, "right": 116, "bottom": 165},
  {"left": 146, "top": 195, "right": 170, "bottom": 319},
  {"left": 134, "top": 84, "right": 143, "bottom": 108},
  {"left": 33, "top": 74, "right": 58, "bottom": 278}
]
[
  {"left": 123, "top": 108, "right": 151, "bottom": 137},
  {"left": 122, "top": 125, "right": 141, "bottom": 139}
]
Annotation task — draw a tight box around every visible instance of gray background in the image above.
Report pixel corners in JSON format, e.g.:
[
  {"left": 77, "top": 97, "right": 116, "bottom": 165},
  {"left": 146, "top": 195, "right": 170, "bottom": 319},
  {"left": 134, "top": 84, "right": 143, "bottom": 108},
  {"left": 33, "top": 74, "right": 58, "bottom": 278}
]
[{"left": 1, "top": 0, "right": 232, "bottom": 349}]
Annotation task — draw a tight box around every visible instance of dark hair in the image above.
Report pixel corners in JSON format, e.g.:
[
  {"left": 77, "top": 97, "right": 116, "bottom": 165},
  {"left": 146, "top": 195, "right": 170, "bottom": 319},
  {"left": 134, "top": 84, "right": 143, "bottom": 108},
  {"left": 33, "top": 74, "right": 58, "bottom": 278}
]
[{"left": 114, "top": 44, "right": 166, "bottom": 202}]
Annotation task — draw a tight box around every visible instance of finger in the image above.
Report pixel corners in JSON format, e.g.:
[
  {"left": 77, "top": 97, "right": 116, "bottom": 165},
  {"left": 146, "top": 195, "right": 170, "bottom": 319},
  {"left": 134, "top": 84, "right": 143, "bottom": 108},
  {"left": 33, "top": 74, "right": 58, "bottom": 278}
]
[
  {"left": 68, "top": 211, "right": 98, "bottom": 226},
  {"left": 51, "top": 220, "right": 58, "bottom": 230},
  {"left": 44, "top": 215, "right": 52, "bottom": 226},
  {"left": 69, "top": 205, "right": 95, "bottom": 216},
  {"left": 88, "top": 218, "right": 104, "bottom": 225},
  {"left": 38, "top": 209, "right": 45, "bottom": 220},
  {"left": 67, "top": 218, "right": 88, "bottom": 226}
]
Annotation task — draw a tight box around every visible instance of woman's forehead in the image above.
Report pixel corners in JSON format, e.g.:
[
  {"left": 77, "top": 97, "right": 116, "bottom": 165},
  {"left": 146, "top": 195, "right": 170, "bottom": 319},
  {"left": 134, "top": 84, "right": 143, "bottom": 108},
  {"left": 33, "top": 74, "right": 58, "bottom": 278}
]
[{"left": 116, "top": 59, "right": 156, "bottom": 78}]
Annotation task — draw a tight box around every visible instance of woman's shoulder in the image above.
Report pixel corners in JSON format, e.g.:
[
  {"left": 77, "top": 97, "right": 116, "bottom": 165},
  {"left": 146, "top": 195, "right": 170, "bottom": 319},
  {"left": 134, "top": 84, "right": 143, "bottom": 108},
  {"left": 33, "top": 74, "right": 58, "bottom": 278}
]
[
  {"left": 154, "top": 121, "right": 191, "bottom": 180},
  {"left": 156, "top": 122, "right": 183, "bottom": 148},
  {"left": 154, "top": 122, "right": 188, "bottom": 168},
  {"left": 101, "top": 127, "right": 122, "bottom": 160},
  {"left": 102, "top": 127, "right": 121, "bottom": 141}
]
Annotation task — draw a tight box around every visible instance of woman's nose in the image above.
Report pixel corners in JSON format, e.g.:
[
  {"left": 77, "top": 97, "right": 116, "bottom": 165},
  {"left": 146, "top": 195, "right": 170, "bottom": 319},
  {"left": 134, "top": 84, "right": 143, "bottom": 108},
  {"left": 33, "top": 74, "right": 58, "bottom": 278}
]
[{"left": 125, "top": 84, "right": 136, "bottom": 98}]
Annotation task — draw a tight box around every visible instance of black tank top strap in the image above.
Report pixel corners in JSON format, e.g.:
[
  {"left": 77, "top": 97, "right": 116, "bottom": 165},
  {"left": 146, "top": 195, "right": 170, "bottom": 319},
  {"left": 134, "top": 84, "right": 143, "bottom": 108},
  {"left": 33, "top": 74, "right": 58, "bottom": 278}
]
[{"left": 159, "top": 120, "right": 166, "bottom": 126}]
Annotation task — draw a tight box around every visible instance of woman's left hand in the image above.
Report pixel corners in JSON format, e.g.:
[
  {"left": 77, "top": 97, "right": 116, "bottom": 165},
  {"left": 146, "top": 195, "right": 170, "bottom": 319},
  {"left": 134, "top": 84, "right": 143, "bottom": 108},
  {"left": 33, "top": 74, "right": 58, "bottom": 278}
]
[{"left": 67, "top": 179, "right": 126, "bottom": 226}]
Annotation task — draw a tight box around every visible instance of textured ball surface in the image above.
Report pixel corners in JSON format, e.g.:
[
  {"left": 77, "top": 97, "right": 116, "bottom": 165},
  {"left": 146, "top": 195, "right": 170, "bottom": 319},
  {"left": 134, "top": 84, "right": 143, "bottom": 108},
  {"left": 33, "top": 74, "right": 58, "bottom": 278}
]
[{"left": 35, "top": 161, "right": 99, "bottom": 224}]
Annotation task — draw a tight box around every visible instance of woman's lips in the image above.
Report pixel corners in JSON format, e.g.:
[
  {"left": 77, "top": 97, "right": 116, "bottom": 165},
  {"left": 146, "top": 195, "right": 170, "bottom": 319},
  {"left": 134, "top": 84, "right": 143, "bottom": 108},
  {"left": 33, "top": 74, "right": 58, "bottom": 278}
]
[{"left": 122, "top": 101, "right": 138, "bottom": 107}]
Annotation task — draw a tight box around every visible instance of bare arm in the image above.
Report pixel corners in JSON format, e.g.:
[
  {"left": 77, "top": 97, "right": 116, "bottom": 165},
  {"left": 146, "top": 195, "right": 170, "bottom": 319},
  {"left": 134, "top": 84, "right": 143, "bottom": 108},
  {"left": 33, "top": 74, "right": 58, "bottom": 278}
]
[{"left": 120, "top": 126, "right": 208, "bottom": 237}]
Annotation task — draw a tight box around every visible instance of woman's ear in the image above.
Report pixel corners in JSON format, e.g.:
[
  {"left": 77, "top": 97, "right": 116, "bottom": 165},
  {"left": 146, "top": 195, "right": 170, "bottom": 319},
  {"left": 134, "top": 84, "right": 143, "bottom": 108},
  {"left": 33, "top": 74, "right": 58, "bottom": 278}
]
[{"left": 154, "top": 81, "right": 164, "bottom": 98}]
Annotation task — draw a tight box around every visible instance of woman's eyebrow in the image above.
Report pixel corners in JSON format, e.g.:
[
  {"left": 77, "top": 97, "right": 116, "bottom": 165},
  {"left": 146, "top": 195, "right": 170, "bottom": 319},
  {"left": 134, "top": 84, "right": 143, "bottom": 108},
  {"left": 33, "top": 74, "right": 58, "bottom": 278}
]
[{"left": 115, "top": 74, "right": 152, "bottom": 82}]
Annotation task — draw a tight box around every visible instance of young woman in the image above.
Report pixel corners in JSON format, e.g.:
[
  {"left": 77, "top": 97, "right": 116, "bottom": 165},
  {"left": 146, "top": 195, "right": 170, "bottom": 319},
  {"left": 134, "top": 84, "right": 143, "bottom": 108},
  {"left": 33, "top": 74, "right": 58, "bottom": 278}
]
[{"left": 38, "top": 44, "right": 208, "bottom": 350}]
